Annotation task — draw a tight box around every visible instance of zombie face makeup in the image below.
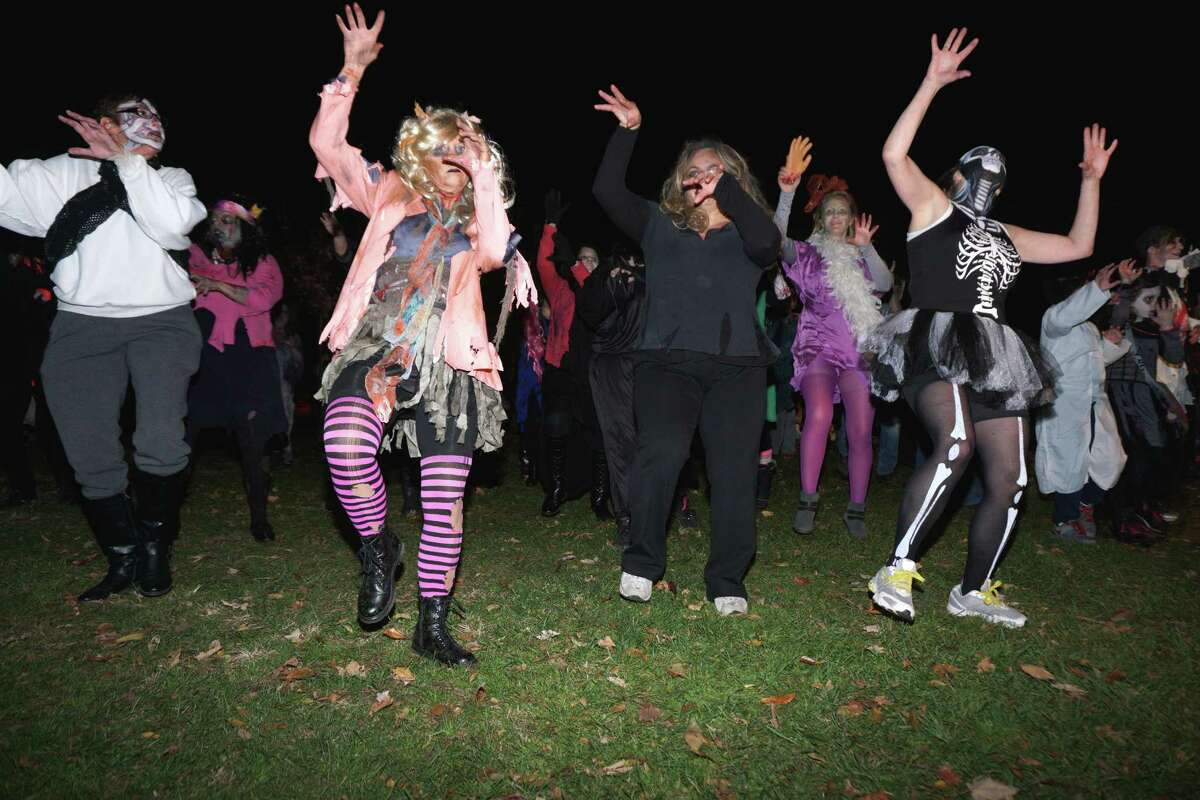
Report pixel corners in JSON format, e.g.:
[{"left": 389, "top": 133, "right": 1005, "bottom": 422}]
[
  {"left": 951, "top": 146, "right": 1006, "bottom": 216},
  {"left": 115, "top": 99, "right": 164, "bottom": 152},
  {"left": 424, "top": 136, "right": 470, "bottom": 199},
  {"left": 209, "top": 210, "right": 243, "bottom": 251}
]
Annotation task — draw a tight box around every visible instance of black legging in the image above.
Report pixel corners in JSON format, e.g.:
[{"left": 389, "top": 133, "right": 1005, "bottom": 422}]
[{"left": 890, "top": 380, "right": 1027, "bottom": 592}]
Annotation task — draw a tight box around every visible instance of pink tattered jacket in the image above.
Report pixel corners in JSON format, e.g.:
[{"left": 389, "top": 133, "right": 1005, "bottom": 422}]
[{"left": 309, "top": 79, "right": 536, "bottom": 391}]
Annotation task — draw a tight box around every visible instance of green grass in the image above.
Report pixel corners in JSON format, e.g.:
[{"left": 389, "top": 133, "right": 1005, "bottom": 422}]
[{"left": 2, "top": 435, "right": 1198, "bottom": 799}]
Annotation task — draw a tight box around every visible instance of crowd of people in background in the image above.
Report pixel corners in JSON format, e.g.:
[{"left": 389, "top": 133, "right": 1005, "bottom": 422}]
[{"left": 4, "top": 11, "right": 1198, "bottom": 667}]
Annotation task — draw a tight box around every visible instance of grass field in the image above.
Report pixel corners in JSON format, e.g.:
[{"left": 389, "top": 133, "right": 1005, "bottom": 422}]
[{"left": 2, "top": 434, "right": 1198, "bottom": 799}]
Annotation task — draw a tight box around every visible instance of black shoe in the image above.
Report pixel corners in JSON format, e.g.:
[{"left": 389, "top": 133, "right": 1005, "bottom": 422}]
[
  {"left": 755, "top": 461, "right": 775, "bottom": 510},
  {"left": 78, "top": 493, "right": 139, "bottom": 602},
  {"left": 676, "top": 493, "right": 699, "bottom": 530},
  {"left": 251, "top": 520, "right": 276, "bottom": 542},
  {"left": 610, "top": 515, "right": 632, "bottom": 551},
  {"left": 412, "top": 596, "right": 477, "bottom": 667},
  {"left": 541, "top": 437, "right": 567, "bottom": 517},
  {"left": 358, "top": 530, "right": 402, "bottom": 626},
  {"left": 590, "top": 451, "right": 613, "bottom": 521},
  {"left": 131, "top": 470, "right": 187, "bottom": 598}
]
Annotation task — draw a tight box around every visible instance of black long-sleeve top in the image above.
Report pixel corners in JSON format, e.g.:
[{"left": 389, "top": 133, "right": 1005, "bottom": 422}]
[
  {"left": 576, "top": 261, "right": 646, "bottom": 355},
  {"left": 591, "top": 127, "right": 781, "bottom": 363}
]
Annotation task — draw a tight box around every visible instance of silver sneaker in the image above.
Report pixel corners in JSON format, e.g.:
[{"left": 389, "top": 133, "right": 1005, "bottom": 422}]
[
  {"left": 867, "top": 558, "right": 923, "bottom": 622},
  {"left": 619, "top": 572, "right": 652, "bottom": 603},
  {"left": 713, "top": 596, "right": 748, "bottom": 616},
  {"left": 946, "top": 581, "right": 1026, "bottom": 628}
]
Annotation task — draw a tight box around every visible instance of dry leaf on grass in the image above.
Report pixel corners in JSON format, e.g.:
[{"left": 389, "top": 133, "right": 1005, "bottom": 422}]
[
  {"left": 1020, "top": 664, "right": 1054, "bottom": 681},
  {"left": 931, "top": 663, "right": 959, "bottom": 679},
  {"left": 863, "top": 624, "right": 882, "bottom": 634},
  {"left": 369, "top": 691, "right": 393, "bottom": 716},
  {"left": 163, "top": 649, "right": 181, "bottom": 669},
  {"left": 666, "top": 663, "right": 688, "bottom": 678},
  {"left": 601, "top": 759, "right": 636, "bottom": 776},
  {"left": 935, "top": 765, "right": 962, "bottom": 788},
  {"left": 392, "top": 667, "right": 416, "bottom": 685},
  {"left": 1105, "top": 669, "right": 1127, "bottom": 683},
  {"left": 968, "top": 777, "right": 1017, "bottom": 799},
  {"left": 535, "top": 630, "right": 560, "bottom": 641},
  {"left": 284, "top": 628, "right": 305, "bottom": 644},
  {"left": 606, "top": 676, "right": 627, "bottom": 689},
  {"left": 338, "top": 660, "right": 368, "bottom": 678},
  {"left": 837, "top": 701, "right": 866, "bottom": 717},
  {"left": 976, "top": 657, "right": 995, "bottom": 673},
  {"left": 684, "top": 721, "right": 709, "bottom": 755},
  {"left": 760, "top": 693, "right": 796, "bottom": 706},
  {"left": 638, "top": 704, "right": 662, "bottom": 723},
  {"left": 194, "top": 641, "right": 223, "bottom": 661},
  {"left": 596, "top": 636, "right": 616, "bottom": 651},
  {"left": 141, "top": 731, "right": 159, "bottom": 740},
  {"left": 1051, "top": 682, "right": 1087, "bottom": 698},
  {"left": 115, "top": 631, "right": 145, "bottom": 644},
  {"left": 865, "top": 644, "right": 886, "bottom": 655},
  {"left": 382, "top": 628, "right": 407, "bottom": 640},
  {"left": 798, "top": 656, "right": 820, "bottom": 665}
]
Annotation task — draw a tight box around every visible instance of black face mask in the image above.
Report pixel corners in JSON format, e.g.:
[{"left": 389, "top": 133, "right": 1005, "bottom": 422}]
[{"left": 951, "top": 146, "right": 1007, "bottom": 216}]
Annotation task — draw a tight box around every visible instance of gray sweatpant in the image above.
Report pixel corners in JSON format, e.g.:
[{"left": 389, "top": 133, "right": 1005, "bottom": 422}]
[{"left": 41, "top": 306, "right": 202, "bottom": 499}]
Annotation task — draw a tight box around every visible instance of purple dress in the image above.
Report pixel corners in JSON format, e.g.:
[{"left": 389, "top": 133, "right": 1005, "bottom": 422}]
[{"left": 782, "top": 242, "right": 876, "bottom": 402}]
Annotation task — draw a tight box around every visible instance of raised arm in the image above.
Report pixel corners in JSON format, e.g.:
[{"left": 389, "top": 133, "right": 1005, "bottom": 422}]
[
  {"left": 1004, "top": 124, "right": 1118, "bottom": 264},
  {"left": 308, "top": 4, "right": 391, "bottom": 215},
  {"left": 774, "top": 136, "right": 813, "bottom": 264},
  {"left": 592, "top": 85, "right": 652, "bottom": 243},
  {"left": 881, "top": 29, "right": 977, "bottom": 231}
]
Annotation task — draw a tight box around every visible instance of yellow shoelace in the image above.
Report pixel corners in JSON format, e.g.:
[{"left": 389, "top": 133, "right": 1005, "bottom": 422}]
[
  {"left": 979, "top": 580, "right": 1005, "bottom": 606},
  {"left": 887, "top": 568, "right": 925, "bottom": 593}
]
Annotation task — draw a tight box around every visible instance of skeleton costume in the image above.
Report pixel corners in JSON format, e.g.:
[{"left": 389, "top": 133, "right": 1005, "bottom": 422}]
[{"left": 864, "top": 147, "right": 1056, "bottom": 623}]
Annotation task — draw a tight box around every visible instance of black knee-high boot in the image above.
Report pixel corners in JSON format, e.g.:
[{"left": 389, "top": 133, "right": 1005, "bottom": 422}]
[
  {"left": 591, "top": 449, "right": 613, "bottom": 520},
  {"left": 235, "top": 423, "right": 274, "bottom": 542},
  {"left": 541, "top": 436, "right": 568, "bottom": 516},
  {"left": 131, "top": 469, "right": 187, "bottom": 597},
  {"left": 78, "top": 493, "right": 139, "bottom": 601},
  {"left": 412, "top": 595, "right": 476, "bottom": 667}
]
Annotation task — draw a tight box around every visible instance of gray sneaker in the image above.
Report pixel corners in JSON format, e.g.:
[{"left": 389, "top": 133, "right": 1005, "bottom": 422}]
[
  {"left": 713, "top": 596, "right": 748, "bottom": 616},
  {"left": 867, "top": 558, "right": 923, "bottom": 622},
  {"left": 946, "top": 581, "right": 1026, "bottom": 628},
  {"left": 793, "top": 491, "right": 819, "bottom": 534},
  {"left": 1052, "top": 520, "right": 1096, "bottom": 545},
  {"left": 619, "top": 572, "right": 652, "bottom": 603}
]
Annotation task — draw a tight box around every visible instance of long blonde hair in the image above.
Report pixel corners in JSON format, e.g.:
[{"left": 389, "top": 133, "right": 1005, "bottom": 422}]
[
  {"left": 659, "top": 139, "right": 770, "bottom": 233},
  {"left": 391, "top": 106, "right": 514, "bottom": 222}
]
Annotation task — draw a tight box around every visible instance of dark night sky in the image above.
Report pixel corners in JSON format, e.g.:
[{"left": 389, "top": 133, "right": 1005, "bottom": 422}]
[{"left": 5, "top": 8, "right": 1195, "bottom": 334}]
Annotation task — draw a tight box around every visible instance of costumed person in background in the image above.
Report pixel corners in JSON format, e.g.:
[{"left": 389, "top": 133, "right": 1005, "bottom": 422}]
[
  {"left": 514, "top": 298, "right": 550, "bottom": 486},
  {"left": 593, "top": 85, "right": 780, "bottom": 616},
  {"left": 1, "top": 93, "right": 205, "bottom": 600},
  {"left": 1036, "top": 260, "right": 1137, "bottom": 544},
  {"left": 311, "top": 5, "right": 535, "bottom": 664},
  {"left": 576, "top": 243, "right": 647, "bottom": 549},
  {"left": 186, "top": 196, "right": 286, "bottom": 542},
  {"left": 773, "top": 138, "right": 893, "bottom": 540},
  {"left": 272, "top": 301, "right": 305, "bottom": 467},
  {"left": 865, "top": 29, "right": 1116, "bottom": 628},
  {"left": 535, "top": 190, "right": 609, "bottom": 519}
]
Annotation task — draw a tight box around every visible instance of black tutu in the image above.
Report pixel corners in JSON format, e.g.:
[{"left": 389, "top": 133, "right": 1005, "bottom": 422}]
[{"left": 864, "top": 309, "right": 1058, "bottom": 411}]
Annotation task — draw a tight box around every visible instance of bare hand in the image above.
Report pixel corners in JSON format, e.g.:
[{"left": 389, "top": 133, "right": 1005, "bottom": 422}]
[
  {"left": 1102, "top": 326, "right": 1124, "bottom": 344},
  {"left": 778, "top": 136, "right": 813, "bottom": 191},
  {"left": 1079, "top": 123, "right": 1118, "bottom": 181},
  {"left": 850, "top": 213, "right": 879, "bottom": 247},
  {"left": 59, "top": 111, "right": 123, "bottom": 160},
  {"left": 442, "top": 116, "right": 490, "bottom": 176},
  {"left": 320, "top": 211, "right": 341, "bottom": 236},
  {"left": 191, "top": 275, "right": 216, "bottom": 295},
  {"left": 594, "top": 85, "right": 641, "bottom": 130},
  {"left": 687, "top": 169, "right": 723, "bottom": 206},
  {"left": 926, "top": 28, "right": 979, "bottom": 89},
  {"left": 1116, "top": 257, "right": 1140, "bottom": 285},
  {"left": 336, "top": 3, "right": 385, "bottom": 71},
  {"left": 1094, "top": 262, "right": 1121, "bottom": 291}
]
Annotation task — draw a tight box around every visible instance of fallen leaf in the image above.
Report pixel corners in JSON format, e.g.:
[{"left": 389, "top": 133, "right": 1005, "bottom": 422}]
[
  {"left": 606, "top": 676, "right": 627, "bottom": 689},
  {"left": 382, "top": 628, "right": 407, "bottom": 641},
  {"left": 340, "top": 660, "right": 368, "bottom": 678},
  {"left": 936, "top": 765, "right": 962, "bottom": 786},
  {"left": 1108, "top": 608, "right": 1133, "bottom": 623},
  {"left": 866, "top": 644, "right": 886, "bottom": 655},
  {"left": 747, "top": 639, "right": 764, "bottom": 647},
  {"left": 194, "top": 641, "right": 223, "bottom": 661},
  {"left": 666, "top": 663, "right": 687, "bottom": 678},
  {"left": 638, "top": 703, "right": 662, "bottom": 723},
  {"left": 837, "top": 701, "right": 865, "bottom": 717},
  {"left": 1105, "top": 669, "right": 1127, "bottom": 684},
  {"left": 799, "top": 656, "right": 820, "bottom": 666},
  {"left": 1020, "top": 664, "right": 1054, "bottom": 681},
  {"left": 686, "top": 602, "right": 704, "bottom": 611},
  {"left": 430, "top": 703, "right": 448, "bottom": 718},
  {"left": 976, "top": 657, "right": 995, "bottom": 673},
  {"left": 163, "top": 649, "right": 181, "bottom": 669},
  {"left": 932, "top": 663, "right": 960, "bottom": 679},
  {"left": 115, "top": 631, "right": 145, "bottom": 644},
  {"left": 793, "top": 576, "right": 810, "bottom": 586},
  {"left": 901, "top": 658, "right": 912, "bottom": 670},
  {"left": 535, "top": 630, "right": 560, "bottom": 641},
  {"left": 236, "top": 728, "right": 252, "bottom": 741},
  {"left": 1051, "top": 682, "right": 1087, "bottom": 698},
  {"left": 596, "top": 636, "right": 616, "bottom": 651},
  {"left": 684, "top": 721, "right": 708, "bottom": 755},
  {"left": 863, "top": 624, "right": 882, "bottom": 634},
  {"left": 392, "top": 667, "right": 416, "bottom": 685},
  {"left": 760, "top": 693, "right": 796, "bottom": 706},
  {"left": 653, "top": 580, "right": 677, "bottom": 595},
  {"left": 928, "top": 680, "right": 948, "bottom": 688},
  {"left": 283, "top": 667, "right": 314, "bottom": 683},
  {"left": 369, "top": 691, "right": 394, "bottom": 716},
  {"left": 142, "top": 731, "right": 159, "bottom": 740},
  {"left": 267, "top": 592, "right": 284, "bottom": 600},
  {"left": 611, "top": 703, "right": 627, "bottom": 713},
  {"left": 284, "top": 629, "right": 305, "bottom": 644},
  {"left": 761, "top": 509, "right": 775, "bottom": 518},
  {"left": 968, "top": 777, "right": 1017, "bottom": 800},
  {"left": 601, "top": 759, "right": 635, "bottom": 776}
]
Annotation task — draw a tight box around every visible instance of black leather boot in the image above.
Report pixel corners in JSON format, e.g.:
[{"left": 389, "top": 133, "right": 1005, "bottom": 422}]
[
  {"left": 541, "top": 437, "right": 567, "bottom": 517},
  {"left": 245, "top": 458, "right": 275, "bottom": 542},
  {"left": 131, "top": 469, "right": 187, "bottom": 597},
  {"left": 78, "top": 493, "right": 139, "bottom": 602},
  {"left": 590, "top": 450, "right": 613, "bottom": 521},
  {"left": 412, "top": 596, "right": 477, "bottom": 666},
  {"left": 755, "top": 460, "right": 775, "bottom": 510},
  {"left": 357, "top": 530, "right": 402, "bottom": 626}
]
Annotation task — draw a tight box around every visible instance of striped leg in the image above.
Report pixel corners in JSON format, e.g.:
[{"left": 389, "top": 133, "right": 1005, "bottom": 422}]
[
  {"left": 417, "top": 455, "right": 472, "bottom": 597},
  {"left": 323, "top": 397, "right": 387, "bottom": 537}
]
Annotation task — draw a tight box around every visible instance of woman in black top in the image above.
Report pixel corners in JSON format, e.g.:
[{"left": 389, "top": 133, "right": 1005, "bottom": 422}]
[
  {"left": 865, "top": 29, "right": 1117, "bottom": 628},
  {"left": 592, "top": 85, "right": 781, "bottom": 615}
]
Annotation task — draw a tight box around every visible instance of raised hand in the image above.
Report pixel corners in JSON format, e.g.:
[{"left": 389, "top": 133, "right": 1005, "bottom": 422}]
[
  {"left": 544, "top": 189, "right": 570, "bottom": 225},
  {"left": 778, "top": 136, "right": 813, "bottom": 191},
  {"left": 686, "top": 167, "right": 724, "bottom": 206},
  {"left": 851, "top": 213, "right": 879, "bottom": 247},
  {"left": 320, "top": 211, "right": 341, "bottom": 235},
  {"left": 443, "top": 116, "right": 490, "bottom": 177},
  {"left": 1079, "top": 123, "right": 1118, "bottom": 181},
  {"left": 594, "top": 85, "right": 641, "bottom": 130},
  {"left": 336, "top": 3, "right": 385, "bottom": 71},
  {"left": 1094, "top": 262, "right": 1121, "bottom": 291},
  {"left": 1116, "top": 257, "right": 1140, "bottom": 285},
  {"left": 926, "top": 28, "right": 979, "bottom": 89},
  {"left": 59, "top": 111, "right": 123, "bottom": 160}
]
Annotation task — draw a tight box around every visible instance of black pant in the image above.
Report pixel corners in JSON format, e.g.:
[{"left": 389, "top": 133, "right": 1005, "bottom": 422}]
[
  {"left": 621, "top": 353, "right": 765, "bottom": 599},
  {"left": 590, "top": 353, "right": 635, "bottom": 519}
]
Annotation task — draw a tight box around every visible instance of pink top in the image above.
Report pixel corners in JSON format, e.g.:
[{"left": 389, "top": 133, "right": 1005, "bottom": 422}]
[
  {"left": 188, "top": 244, "right": 283, "bottom": 351},
  {"left": 308, "top": 78, "right": 537, "bottom": 392}
]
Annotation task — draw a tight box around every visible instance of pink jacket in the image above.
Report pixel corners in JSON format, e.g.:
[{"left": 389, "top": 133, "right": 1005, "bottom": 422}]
[
  {"left": 309, "top": 79, "right": 536, "bottom": 391},
  {"left": 189, "top": 245, "right": 283, "bottom": 351}
]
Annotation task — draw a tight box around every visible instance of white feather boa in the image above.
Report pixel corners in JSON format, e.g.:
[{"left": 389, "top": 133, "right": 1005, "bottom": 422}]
[{"left": 809, "top": 233, "right": 883, "bottom": 347}]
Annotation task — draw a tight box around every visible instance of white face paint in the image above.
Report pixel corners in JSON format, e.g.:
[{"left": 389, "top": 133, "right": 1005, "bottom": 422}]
[{"left": 116, "top": 99, "right": 164, "bottom": 152}]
